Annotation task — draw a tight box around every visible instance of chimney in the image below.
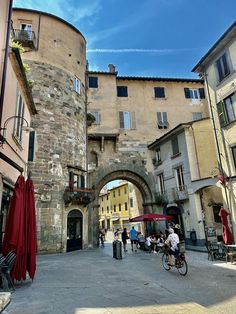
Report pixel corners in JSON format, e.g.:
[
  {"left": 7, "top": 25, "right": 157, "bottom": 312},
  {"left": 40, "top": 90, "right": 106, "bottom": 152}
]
[{"left": 108, "top": 64, "right": 116, "bottom": 73}]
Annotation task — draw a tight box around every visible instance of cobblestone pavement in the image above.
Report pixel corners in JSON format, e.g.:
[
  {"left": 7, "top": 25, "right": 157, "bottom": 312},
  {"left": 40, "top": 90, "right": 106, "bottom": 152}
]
[{"left": 3, "top": 239, "right": 236, "bottom": 314}]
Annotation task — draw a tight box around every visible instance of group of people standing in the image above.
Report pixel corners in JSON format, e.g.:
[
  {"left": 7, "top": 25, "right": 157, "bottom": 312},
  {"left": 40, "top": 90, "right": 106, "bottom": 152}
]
[{"left": 115, "top": 226, "right": 138, "bottom": 252}]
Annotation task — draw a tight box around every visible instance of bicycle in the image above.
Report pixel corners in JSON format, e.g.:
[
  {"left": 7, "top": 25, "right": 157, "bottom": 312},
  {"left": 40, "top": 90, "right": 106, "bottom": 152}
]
[{"left": 162, "top": 243, "right": 188, "bottom": 276}]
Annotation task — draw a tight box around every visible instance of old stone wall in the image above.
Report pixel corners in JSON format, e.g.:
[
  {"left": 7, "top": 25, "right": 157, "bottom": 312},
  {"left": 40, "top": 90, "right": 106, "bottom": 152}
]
[{"left": 27, "top": 61, "right": 86, "bottom": 253}]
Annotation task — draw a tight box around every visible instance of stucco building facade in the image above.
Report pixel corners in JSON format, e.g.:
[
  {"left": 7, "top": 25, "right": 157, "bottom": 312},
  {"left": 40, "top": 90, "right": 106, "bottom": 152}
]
[
  {"left": 193, "top": 21, "right": 236, "bottom": 242},
  {"left": 148, "top": 118, "right": 223, "bottom": 249}
]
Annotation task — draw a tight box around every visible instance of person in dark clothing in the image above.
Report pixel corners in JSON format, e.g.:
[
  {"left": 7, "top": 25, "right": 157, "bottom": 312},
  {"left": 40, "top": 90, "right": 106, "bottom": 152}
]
[{"left": 121, "top": 228, "right": 129, "bottom": 252}]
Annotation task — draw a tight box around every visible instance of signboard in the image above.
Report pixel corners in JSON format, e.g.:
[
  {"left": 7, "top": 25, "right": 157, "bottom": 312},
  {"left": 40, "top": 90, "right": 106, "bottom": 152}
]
[{"left": 207, "top": 227, "right": 216, "bottom": 237}]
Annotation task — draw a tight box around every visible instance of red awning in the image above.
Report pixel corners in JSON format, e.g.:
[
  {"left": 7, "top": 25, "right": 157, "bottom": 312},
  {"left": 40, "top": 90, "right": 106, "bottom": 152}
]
[{"left": 129, "top": 213, "right": 172, "bottom": 222}]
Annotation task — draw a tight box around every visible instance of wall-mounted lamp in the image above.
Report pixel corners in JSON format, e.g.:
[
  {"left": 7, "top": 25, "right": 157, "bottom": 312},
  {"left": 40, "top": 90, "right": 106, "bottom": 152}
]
[{"left": 0, "top": 115, "right": 33, "bottom": 148}]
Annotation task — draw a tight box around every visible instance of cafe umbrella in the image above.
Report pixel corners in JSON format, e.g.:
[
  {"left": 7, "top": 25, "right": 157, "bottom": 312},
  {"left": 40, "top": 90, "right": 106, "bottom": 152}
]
[
  {"left": 129, "top": 213, "right": 173, "bottom": 222},
  {"left": 25, "top": 176, "right": 37, "bottom": 280},
  {"left": 219, "top": 207, "right": 234, "bottom": 245},
  {"left": 2, "top": 175, "right": 27, "bottom": 281}
]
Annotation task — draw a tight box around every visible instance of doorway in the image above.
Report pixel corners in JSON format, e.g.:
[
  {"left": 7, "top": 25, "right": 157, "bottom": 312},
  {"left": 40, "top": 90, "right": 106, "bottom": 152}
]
[
  {"left": 166, "top": 206, "right": 185, "bottom": 240},
  {"left": 67, "top": 210, "right": 83, "bottom": 252}
]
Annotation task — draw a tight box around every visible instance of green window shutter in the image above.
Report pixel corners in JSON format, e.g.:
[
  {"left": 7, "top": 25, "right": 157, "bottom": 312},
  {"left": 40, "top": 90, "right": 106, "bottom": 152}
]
[
  {"left": 199, "top": 88, "right": 205, "bottom": 99},
  {"left": 216, "top": 101, "right": 227, "bottom": 127},
  {"left": 184, "top": 88, "right": 190, "bottom": 99}
]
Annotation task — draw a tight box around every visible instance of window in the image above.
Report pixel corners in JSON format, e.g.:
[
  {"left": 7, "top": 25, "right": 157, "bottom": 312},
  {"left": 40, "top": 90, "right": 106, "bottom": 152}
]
[
  {"left": 101, "top": 197, "right": 103, "bottom": 202},
  {"left": 119, "top": 111, "right": 136, "bottom": 129},
  {"left": 157, "top": 173, "right": 165, "bottom": 194},
  {"left": 124, "top": 187, "right": 127, "bottom": 194},
  {"left": 106, "top": 195, "right": 109, "bottom": 200},
  {"left": 155, "top": 147, "right": 161, "bottom": 162},
  {"left": 14, "top": 92, "right": 25, "bottom": 142},
  {"left": 107, "top": 206, "right": 109, "bottom": 213},
  {"left": 171, "top": 137, "right": 179, "bottom": 156},
  {"left": 102, "top": 207, "right": 104, "bottom": 213},
  {"left": 213, "top": 205, "right": 222, "bottom": 223},
  {"left": 175, "top": 166, "right": 185, "bottom": 191},
  {"left": 118, "top": 189, "right": 120, "bottom": 196},
  {"left": 192, "top": 112, "right": 203, "bottom": 121},
  {"left": 217, "top": 93, "right": 236, "bottom": 126},
  {"left": 184, "top": 88, "right": 205, "bottom": 100},
  {"left": 130, "top": 198, "right": 133, "bottom": 207},
  {"left": 215, "top": 52, "right": 231, "bottom": 82},
  {"left": 232, "top": 146, "right": 236, "bottom": 169},
  {"left": 119, "top": 204, "right": 121, "bottom": 211},
  {"left": 28, "top": 130, "right": 35, "bottom": 162},
  {"left": 88, "top": 76, "right": 98, "bottom": 88},
  {"left": 117, "top": 86, "right": 128, "bottom": 97},
  {"left": 113, "top": 191, "right": 115, "bottom": 197},
  {"left": 125, "top": 202, "right": 128, "bottom": 210},
  {"left": 69, "top": 172, "right": 85, "bottom": 188},
  {"left": 114, "top": 205, "right": 116, "bottom": 212},
  {"left": 154, "top": 87, "right": 165, "bottom": 98},
  {"left": 89, "top": 111, "right": 100, "bottom": 125},
  {"left": 73, "top": 77, "right": 81, "bottom": 94},
  {"left": 157, "top": 112, "right": 168, "bottom": 129},
  {"left": 20, "top": 23, "right": 32, "bottom": 39}
]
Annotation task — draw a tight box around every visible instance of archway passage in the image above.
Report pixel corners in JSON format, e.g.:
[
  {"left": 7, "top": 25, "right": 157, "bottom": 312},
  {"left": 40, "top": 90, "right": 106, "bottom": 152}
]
[
  {"left": 67, "top": 210, "right": 83, "bottom": 252},
  {"left": 88, "top": 164, "right": 157, "bottom": 247}
]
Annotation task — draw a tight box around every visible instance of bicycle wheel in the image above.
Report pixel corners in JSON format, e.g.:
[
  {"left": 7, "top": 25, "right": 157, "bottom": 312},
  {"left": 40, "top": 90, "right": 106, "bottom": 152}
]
[
  {"left": 177, "top": 258, "right": 188, "bottom": 276},
  {"left": 162, "top": 253, "right": 171, "bottom": 271}
]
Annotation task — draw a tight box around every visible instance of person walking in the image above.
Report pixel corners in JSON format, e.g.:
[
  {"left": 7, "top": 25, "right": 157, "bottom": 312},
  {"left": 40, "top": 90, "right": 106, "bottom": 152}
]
[
  {"left": 121, "top": 228, "right": 129, "bottom": 252},
  {"left": 129, "top": 226, "right": 138, "bottom": 252}
]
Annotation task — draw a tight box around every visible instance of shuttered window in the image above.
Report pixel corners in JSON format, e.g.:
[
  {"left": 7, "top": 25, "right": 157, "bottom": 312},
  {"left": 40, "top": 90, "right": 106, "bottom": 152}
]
[
  {"left": 171, "top": 137, "right": 179, "bottom": 155},
  {"left": 119, "top": 111, "right": 136, "bottom": 129},
  {"left": 117, "top": 86, "right": 128, "bottom": 97},
  {"left": 217, "top": 93, "right": 236, "bottom": 127},
  {"left": 90, "top": 111, "right": 101, "bottom": 124},
  {"left": 28, "top": 131, "right": 35, "bottom": 162},
  {"left": 88, "top": 76, "right": 98, "bottom": 88},
  {"left": 154, "top": 87, "right": 165, "bottom": 98},
  {"left": 14, "top": 92, "right": 25, "bottom": 142},
  {"left": 157, "top": 112, "right": 168, "bottom": 129},
  {"left": 232, "top": 146, "right": 236, "bottom": 170},
  {"left": 215, "top": 52, "right": 230, "bottom": 82},
  {"left": 184, "top": 88, "right": 205, "bottom": 99}
]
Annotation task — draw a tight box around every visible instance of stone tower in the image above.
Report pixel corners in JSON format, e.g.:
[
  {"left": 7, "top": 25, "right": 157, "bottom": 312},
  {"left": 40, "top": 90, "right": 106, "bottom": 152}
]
[{"left": 12, "top": 8, "right": 88, "bottom": 253}]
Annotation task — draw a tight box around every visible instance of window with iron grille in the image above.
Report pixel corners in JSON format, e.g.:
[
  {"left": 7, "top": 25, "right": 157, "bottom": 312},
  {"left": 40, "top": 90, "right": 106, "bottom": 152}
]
[
  {"left": 154, "top": 87, "right": 165, "bottom": 98},
  {"left": 117, "top": 86, "right": 128, "bottom": 97},
  {"left": 88, "top": 76, "right": 98, "bottom": 88}
]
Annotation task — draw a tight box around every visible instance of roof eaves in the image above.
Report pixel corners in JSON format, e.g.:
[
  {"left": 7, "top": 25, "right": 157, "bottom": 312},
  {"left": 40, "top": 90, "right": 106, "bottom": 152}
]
[{"left": 192, "top": 21, "right": 236, "bottom": 73}]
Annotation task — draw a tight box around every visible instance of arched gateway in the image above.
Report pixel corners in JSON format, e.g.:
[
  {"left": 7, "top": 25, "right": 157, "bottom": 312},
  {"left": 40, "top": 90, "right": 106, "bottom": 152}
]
[{"left": 87, "top": 163, "right": 157, "bottom": 247}]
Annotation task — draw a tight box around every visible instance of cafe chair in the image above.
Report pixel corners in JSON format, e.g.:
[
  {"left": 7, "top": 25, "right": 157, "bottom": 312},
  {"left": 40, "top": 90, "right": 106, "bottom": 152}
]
[
  {"left": 0, "top": 251, "right": 16, "bottom": 291},
  {"left": 225, "top": 248, "right": 236, "bottom": 264}
]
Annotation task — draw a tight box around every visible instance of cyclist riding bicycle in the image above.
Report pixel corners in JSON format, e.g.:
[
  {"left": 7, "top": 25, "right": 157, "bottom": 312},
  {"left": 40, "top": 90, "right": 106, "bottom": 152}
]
[{"left": 165, "top": 227, "right": 180, "bottom": 266}]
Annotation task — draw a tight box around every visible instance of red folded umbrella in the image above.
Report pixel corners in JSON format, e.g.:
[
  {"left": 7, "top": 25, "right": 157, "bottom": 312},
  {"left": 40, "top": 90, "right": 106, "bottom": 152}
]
[
  {"left": 129, "top": 213, "right": 172, "bottom": 222},
  {"left": 219, "top": 207, "right": 234, "bottom": 245},
  {"left": 2, "top": 175, "right": 27, "bottom": 281},
  {"left": 25, "top": 177, "right": 37, "bottom": 280}
]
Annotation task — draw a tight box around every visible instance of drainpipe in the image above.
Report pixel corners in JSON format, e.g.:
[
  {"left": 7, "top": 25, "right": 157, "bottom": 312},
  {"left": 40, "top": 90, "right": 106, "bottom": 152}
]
[{"left": 0, "top": 0, "right": 13, "bottom": 128}]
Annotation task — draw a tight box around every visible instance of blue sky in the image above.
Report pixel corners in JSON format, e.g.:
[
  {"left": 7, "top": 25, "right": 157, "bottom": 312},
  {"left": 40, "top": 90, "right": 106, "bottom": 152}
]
[{"left": 14, "top": 0, "right": 236, "bottom": 78}]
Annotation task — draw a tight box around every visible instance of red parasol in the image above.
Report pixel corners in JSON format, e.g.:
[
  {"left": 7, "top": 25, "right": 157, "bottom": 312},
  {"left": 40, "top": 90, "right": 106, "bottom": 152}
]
[
  {"left": 219, "top": 207, "right": 234, "bottom": 245},
  {"left": 129, "top": 213, "right": 172, "bottom": 222},
  {"left": 2, "top": 175, "right": 27, "bottom": 281},
  {"left": 25, "top": 177, "right": 37, "bottom": 280}
]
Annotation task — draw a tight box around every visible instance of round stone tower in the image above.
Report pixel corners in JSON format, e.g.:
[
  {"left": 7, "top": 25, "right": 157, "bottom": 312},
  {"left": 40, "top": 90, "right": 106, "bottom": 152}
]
[{"left": 12, "top": 8, "right": 88, "bottom": 253}]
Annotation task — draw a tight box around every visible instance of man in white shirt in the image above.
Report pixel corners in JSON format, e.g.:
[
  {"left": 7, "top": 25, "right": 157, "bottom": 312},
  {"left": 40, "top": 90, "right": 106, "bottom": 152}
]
[{"left": 165, "top": 227, "right": 180, "bottom": 266}]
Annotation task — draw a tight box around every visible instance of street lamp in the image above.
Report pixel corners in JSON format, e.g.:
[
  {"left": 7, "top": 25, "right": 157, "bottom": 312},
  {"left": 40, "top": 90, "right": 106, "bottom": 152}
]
[{"left": 0, "top": 115, "right": 32, "bottom": 148}]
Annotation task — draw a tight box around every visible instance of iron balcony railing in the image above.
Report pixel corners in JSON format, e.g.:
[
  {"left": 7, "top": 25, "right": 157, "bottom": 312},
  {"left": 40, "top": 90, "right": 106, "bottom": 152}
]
[
  {"left": 171, "top": 185, "right": 189, "bottom": 201},
  {"left": 12, "top": 29, "right": 36, "bottom": 49},
  {"left": 63, "top": 187, "right": 95, "bottom": 205},
  {"left": 155, "top": 191, "right": 168, "bottom": 206}
]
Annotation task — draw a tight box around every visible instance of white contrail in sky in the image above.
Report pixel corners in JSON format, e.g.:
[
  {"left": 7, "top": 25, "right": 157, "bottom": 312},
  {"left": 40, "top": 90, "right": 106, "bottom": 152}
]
[{"left": 87, "top": 48, "right": 195, "bottom": 54}]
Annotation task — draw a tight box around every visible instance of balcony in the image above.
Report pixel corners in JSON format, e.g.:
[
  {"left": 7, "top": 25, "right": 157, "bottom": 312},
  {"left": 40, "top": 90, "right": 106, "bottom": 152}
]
[
  {"left": 12, "top": 29, "right": 36, "bottom": 49},
  {"left": 171, "top": 185, "right": 189, "bottom": 201},
  {"left": 63, "top": 187, "right": 95, "bottom": 205},
  {"left": 155, "top": 192, "right": 168, "bottom": 206}
]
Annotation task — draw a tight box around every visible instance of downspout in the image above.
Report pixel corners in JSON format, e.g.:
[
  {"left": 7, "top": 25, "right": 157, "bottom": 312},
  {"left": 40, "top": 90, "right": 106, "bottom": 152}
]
[
  {"left": 0, "top": 0, "right": 13, "bottom": 128},
  {"left": 190, "top": 125, "right": 201, "bottom": 179}
]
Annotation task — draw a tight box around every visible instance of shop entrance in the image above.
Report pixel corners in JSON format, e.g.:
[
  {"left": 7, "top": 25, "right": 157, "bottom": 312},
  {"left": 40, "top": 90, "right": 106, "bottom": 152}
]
[
  {"left": 67, "top": 210, "right": 83, "bottom": 252},
  {"left": 166, "top": 206, "right": 185, "bottom": 240}
]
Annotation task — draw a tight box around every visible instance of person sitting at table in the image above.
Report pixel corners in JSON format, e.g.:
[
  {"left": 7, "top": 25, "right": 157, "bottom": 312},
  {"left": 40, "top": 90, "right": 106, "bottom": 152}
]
[
  {"left": 150, "top": 234, "right": 157, "bottom": 253},
  {"left": 157, "top": 232, "right": 165, "bottom": 251}
]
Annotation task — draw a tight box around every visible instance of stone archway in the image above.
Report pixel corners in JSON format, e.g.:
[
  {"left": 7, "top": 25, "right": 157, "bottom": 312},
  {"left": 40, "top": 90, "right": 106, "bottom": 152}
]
[{"left": 87, "top": 163, "right": 156, "bottom": 247}]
